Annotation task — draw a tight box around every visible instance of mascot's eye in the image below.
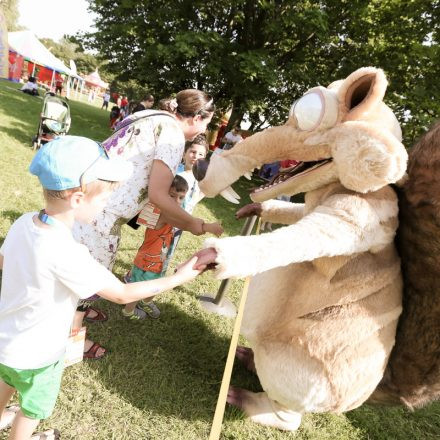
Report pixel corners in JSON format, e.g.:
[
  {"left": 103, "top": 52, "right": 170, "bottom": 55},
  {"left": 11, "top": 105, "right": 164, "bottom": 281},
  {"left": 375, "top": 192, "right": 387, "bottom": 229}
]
[
  {"left": 290, "top": 93, "right": 323, "bottom": 131},
  {"left": 289, "top": 87, "right": 339, "bottom": 132}
]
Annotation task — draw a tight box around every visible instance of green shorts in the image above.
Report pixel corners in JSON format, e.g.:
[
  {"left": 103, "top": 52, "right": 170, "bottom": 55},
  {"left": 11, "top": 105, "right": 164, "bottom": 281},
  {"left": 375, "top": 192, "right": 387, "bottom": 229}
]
[
  {"left": 130, "top": 266, "right": 162, "bottom": 282},
  {"left": 0, "top": 359, "right": 64, "bottom": 420}
]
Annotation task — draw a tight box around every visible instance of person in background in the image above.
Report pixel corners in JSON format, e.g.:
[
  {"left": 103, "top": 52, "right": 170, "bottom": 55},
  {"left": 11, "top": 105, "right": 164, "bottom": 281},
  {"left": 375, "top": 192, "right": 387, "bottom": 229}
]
[
  {"left": 221, "top": 125, "right": 243, "bottom": 150},
  {"left": 20, "top": 76, "right": 39, "bottom": 96},
  {"left": 55, "top": 77, "right": 63, "bottom": 96},
  {"left": 120, "top": 96, "right": 129, "bottom": 113},
  {"left": 109, "top": 106, "right": 121, "bottom": 130},
  {"left": 102, "top": 91, "right": 110, "bottom": 110},
  {"left": 176, "top": 134, "right": 209, "bottom": 212},
  {"left": 132, "top": 94, "right": 154, "bottom": 113}
]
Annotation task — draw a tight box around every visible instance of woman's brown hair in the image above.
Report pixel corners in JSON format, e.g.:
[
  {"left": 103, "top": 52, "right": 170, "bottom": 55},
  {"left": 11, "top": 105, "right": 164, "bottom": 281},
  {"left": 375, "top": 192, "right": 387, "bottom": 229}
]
[{"left": 160, "top": 90, "right": 215, "bottom": 119}]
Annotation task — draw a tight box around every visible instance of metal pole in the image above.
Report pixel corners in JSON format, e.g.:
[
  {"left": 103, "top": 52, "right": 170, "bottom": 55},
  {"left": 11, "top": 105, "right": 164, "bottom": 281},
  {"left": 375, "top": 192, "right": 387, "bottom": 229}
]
[
  {"left": 198, "top": 215, "right": 257, "bottom": 317},
  {"left": 49, "top": 69, "right": 55, "bottom": 92},
  {"left": 212, "top": 215, "right": 257, "bottom": 306}
]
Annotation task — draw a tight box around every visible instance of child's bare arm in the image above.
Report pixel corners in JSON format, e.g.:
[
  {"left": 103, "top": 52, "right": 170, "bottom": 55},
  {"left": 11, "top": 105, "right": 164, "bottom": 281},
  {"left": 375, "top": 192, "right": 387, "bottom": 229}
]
[
  {"left": 203, "top": 222, "right": 223, "bottom": 237},
  {"left": 159, "top": 213, "right": 223, "bottom": 237},
  {"left": 98, "top": 257, "right": 204, "bottom": 304}
]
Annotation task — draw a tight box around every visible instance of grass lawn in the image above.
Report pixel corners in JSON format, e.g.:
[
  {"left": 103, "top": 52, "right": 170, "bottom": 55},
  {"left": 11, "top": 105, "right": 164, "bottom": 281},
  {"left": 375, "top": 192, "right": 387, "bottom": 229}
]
[{"left": 1, "top": 78, "right": 440, "bottom": 439}]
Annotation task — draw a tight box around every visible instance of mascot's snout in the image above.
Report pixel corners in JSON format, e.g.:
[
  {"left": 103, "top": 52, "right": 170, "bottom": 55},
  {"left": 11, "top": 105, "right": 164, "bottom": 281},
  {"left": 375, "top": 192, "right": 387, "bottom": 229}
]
[{"left": 193, "top": 158, "right": 209, "bottom": 182}]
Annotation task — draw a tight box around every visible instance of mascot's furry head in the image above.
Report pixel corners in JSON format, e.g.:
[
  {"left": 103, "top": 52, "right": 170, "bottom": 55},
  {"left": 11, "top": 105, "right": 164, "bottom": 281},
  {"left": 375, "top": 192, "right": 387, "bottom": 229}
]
[{"left": 196, "top": 67, "right": 407, "bottom": 199}]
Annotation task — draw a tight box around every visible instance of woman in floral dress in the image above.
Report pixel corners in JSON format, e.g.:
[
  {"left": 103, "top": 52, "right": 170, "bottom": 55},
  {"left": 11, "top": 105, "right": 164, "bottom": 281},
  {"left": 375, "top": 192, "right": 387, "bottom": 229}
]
[{"left": 72, "top": 90, "right": 223, "bottom": 359}]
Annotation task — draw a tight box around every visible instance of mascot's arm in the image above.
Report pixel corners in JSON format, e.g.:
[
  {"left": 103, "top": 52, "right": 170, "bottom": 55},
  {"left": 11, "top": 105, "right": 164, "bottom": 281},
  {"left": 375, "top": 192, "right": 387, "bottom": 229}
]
[
  {"left": 205, "top": 192, "right": 398, "bottom": 279},
  {"left": 260, "top": 200, "right": 305, "bottom": 225}
]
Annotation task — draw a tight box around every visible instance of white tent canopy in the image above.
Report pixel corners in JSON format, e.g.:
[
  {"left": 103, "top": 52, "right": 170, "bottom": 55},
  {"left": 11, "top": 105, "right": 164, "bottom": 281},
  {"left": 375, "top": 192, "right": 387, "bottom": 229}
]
[{"left": 8, "top": 31, "right": 81, "bottom": 79}]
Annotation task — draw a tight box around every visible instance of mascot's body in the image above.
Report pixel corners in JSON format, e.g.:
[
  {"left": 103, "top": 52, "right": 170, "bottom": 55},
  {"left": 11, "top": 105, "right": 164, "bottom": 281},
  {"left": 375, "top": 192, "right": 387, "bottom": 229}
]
[{"left": 196, "top": 67, "right": 408, "bottom": 430}]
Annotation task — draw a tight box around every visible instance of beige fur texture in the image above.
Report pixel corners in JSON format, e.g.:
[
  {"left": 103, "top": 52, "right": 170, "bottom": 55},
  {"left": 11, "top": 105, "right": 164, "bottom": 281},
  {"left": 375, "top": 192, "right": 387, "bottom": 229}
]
[{"left": 198, "top": 67, "right": 408, "bottom": 428}]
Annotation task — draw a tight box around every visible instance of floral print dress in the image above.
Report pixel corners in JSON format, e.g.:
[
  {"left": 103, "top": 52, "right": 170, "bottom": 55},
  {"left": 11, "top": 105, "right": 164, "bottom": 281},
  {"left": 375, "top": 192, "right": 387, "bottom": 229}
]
[{"left": 73, "top": 110, "right": 185, "bottom": 271}]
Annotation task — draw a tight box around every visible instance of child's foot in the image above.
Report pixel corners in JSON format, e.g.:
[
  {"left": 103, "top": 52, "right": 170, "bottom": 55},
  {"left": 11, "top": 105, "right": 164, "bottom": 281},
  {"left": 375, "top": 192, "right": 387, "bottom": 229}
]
[
  {"left": 138, "top": 300, "right": 161, "bottom": 319},
  {"left": 0, "top": 405, "right": 20, "bottom": 430},
  {"left": 83, "top": 340, "right": 106, "bottom": 359},
  {"left": 122, "top": 306, "right": 147, "bottom": 320},
  {"left": 84, "top": 306, "right": 108, "bottom": 323}
]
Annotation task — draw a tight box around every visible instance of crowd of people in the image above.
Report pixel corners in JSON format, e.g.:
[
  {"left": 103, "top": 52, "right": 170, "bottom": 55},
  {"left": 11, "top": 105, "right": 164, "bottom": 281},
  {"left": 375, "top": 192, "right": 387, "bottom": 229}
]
[{"left": 0, "top": 89, "right": 224, "bottom": 439}]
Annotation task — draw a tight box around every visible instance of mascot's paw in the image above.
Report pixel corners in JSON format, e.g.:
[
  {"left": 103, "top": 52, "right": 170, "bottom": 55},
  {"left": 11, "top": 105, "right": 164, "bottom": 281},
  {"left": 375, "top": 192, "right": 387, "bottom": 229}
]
[
  {"left": 235, "top": 346, "right": 256, "bottom": 373},
  {"left": 227, "top": 387, "right": 302, "bottom": 431},
  {"left": 235, "top": 203, "right": 262, "bottom": 219}
]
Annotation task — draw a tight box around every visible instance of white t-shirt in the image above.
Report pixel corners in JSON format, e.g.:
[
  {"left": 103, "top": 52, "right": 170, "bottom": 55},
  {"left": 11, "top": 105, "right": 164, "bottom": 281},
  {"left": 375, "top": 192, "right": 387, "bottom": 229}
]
[
  {"left": 0, "top": 213, "right": 121, "bottom": 369},
  {"left": 21, "top": 81, "right": 38, "bottom": 92},
  {"left": 179, "top": 169, "right": 203, "bottom": 214},
  {"left": 224, "top": 131, "right": 243, "bottom": 145}
]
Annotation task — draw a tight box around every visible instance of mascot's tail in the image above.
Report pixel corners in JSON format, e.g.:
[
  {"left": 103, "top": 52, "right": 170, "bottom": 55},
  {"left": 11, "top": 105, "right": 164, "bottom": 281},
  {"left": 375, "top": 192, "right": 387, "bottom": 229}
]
[{"left": 369, "top": 120, "right": 440, "bottom": 410}]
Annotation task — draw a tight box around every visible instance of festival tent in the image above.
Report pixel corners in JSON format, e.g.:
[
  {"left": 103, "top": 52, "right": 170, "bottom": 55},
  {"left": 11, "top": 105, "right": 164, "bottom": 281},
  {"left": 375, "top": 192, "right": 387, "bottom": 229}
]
[
  {"left": 8, "top": 31, "right": 78, "bottom": 77},
  {"left": 83, "top": 69, "right": 108, "bottom": 103},
  {"left": 8, "top": 31, "right": 86, "bottom": 98},
  {"left": 84, "top": 69, "right": 108, "bottom": 89}
]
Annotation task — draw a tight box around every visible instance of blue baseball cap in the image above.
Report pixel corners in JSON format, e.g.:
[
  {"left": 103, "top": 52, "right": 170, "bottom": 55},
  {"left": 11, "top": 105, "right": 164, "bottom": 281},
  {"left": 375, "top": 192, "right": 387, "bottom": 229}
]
[{"left": 29, "top": 136, "right": 133, "bottom": 190}]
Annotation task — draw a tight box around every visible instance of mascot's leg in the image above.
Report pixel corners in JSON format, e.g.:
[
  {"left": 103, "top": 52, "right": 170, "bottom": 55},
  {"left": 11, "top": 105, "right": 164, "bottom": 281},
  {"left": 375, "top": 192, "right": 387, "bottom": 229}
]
[
  {"left": 229, "top": 342, "right": 334, "bottom": 430},
  {"left": 235, "top": 346, "right": 256, "bottom": 373},
  {"left": 227, "top": 387, "right": 302, "bottom": 431}
]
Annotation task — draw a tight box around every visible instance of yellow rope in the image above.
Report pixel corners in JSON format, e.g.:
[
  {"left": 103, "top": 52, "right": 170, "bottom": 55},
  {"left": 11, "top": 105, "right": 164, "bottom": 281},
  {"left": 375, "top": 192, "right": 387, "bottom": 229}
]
[{"left": 208, "top": 218, "right": 261, "bottom": 440}]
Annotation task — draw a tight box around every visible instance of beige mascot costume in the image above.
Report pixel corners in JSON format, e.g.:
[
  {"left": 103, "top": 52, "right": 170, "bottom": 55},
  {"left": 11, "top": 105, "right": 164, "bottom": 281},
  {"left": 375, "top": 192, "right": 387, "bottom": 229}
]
[{"left": 195, "top": 67, "right": 408, "bottom": 430}]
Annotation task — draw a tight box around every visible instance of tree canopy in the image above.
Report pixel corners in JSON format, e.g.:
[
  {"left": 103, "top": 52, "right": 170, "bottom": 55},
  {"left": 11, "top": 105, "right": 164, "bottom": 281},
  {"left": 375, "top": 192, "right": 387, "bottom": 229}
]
[
  {"left": 1, "top": 0, "right": 20, "bottom": 31},
  {"left": 40, "top": 37, "right": 101, "bottom": 77},
  {"left": 83, "top": 0, "right": 439, "bottom": 146}
]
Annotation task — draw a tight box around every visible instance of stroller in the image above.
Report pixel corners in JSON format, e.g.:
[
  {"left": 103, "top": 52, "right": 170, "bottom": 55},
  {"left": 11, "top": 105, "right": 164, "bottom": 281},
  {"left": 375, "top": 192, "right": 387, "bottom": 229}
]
[{"left": 32, "top": 92, "right": 71, "bottom": 150}]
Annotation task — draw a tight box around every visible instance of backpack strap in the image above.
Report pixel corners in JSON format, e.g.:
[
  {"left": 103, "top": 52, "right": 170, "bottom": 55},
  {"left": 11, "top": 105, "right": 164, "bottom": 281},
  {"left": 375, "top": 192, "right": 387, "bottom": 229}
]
[{"left": 112, "top": 111, "right": 175, "bottom": 136}]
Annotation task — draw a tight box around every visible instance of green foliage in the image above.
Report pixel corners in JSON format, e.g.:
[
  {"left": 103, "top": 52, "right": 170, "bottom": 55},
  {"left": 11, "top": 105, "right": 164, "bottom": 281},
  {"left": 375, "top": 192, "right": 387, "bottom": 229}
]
[
  {"left": 0, "top": 0, "right": 20, "bottom": 30},
  {"left": 82, "top": 0, "right": 440, "bottom": 146},
  {"left": 39, "top": 37, "right": 101, "bottom": 78}
]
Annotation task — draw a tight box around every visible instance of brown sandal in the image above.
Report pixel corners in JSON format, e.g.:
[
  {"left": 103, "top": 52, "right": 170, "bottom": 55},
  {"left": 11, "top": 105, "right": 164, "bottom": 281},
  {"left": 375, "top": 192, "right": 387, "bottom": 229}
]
[
  {"left": 84, "top": 307, "right": 108, "bottom": 323},
  {"left": 83, "top": 342, "right": 107, "bottom": 360}
]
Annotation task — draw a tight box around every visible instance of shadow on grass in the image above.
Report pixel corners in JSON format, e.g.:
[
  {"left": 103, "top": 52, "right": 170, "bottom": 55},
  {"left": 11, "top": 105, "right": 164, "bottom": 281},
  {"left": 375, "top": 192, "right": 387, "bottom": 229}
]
[
  {"left": 85, "top": 299, "right": 233, "bottom": 423},
  {"left": 346, "top": 401, "right": 440, "bottom": 440},
  {"left": 0, "top": 79, "right": 111, "bottom": 145},
  {"left": 0, "top": 81, "right": 41, "bottom": 146}
]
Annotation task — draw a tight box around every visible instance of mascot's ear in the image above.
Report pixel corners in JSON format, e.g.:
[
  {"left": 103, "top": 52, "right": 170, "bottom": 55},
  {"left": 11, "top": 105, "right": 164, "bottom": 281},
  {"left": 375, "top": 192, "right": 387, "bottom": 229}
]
[
  {"left": 331, "top": 122, "right": 408, "bottom": 193},
  {"left": 335, "top": 67, "right": 388, "bottom": 122}
]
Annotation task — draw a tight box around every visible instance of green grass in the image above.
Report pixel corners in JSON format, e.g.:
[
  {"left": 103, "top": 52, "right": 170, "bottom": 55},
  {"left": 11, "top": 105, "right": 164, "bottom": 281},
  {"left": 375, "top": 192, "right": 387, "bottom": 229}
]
[{"left": 1, "top": 78, "right": 440, "bottom": 439}]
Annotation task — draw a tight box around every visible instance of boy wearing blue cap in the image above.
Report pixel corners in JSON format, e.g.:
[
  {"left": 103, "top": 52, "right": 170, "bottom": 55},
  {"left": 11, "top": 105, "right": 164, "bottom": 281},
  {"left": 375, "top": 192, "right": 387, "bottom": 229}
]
[{"left": 0, "top": 136, "right": 203, "bottom": 440}]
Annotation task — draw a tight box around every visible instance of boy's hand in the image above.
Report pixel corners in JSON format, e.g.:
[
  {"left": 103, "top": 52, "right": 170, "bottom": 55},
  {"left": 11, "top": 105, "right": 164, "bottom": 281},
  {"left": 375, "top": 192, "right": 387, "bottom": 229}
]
[
  {"left": 174, "top": 256, "right": 205, "bottom": 282},
  {"left": 203, "top": 222, "right": 224, "bottom": 237}
]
